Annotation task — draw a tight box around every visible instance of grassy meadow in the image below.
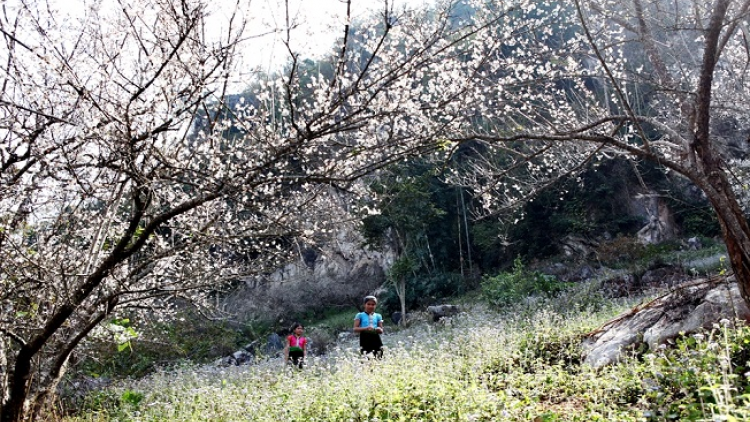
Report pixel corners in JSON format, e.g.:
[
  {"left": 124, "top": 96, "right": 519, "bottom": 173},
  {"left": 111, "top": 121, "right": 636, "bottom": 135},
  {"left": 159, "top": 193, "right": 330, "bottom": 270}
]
[{"left": 65, "top": 281, "right": 750, "bottom": 422}]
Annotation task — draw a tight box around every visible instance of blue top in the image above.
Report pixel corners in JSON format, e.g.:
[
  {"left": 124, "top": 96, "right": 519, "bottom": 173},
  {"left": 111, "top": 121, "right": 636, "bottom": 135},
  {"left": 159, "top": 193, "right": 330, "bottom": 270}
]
[{"left": 354, "top": 312, "right": 382, "bottom": 329}]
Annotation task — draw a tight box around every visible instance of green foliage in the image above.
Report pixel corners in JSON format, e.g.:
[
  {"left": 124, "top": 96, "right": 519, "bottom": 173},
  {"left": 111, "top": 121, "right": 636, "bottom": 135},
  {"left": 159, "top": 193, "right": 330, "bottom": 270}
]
[
  {"left": 470, "top": 157, "right": 720, "bottom": 269},
  {"left": 77, "top": 389, "right": 144, "bottom": 419},
  {"left": 594, "top": 236, "right": 685, "bottom": 269},
  {"left": 595, "top": 236, "right": 647, "bottom": 266},
  {"left": 481, "top": 257, "right": 569, "bottom": 307},
  {"left": 119, "top": 390, "right": 145, "bottom": 409},
  {"left": 678, "top": 211, "right": 720, "bottom": 238},
  {"left": 516, "top": 329, "right": 583, "bottom": 370},
  {"left": 79, "top": 390, "right": 119, "bottom": 414},
  {"left": 106, "top": 318, "right": 138, "bottom": 353},
  {"left": 470, "top": 220, "right": 509, "bottom": 270},
  {"left": 360, "top": 160, "right": 478, "bottom": 312},
  {"left": 635, "top": 324, "right": 750, "bottom": 421},
  {"left": 360, "top": 162, "right": 448, "bottom": 253},
  {"left": 78, "top": 312, "right": 253, "bottom": 379},
  {"left": 388, "top": 254, "right": 420, "bottom": 284},
  {"left": 659, "top": 178, "right": 721, "bottom": 239},
  {"left": 296, "top": 307, "right": 359, "bottom": 333}
]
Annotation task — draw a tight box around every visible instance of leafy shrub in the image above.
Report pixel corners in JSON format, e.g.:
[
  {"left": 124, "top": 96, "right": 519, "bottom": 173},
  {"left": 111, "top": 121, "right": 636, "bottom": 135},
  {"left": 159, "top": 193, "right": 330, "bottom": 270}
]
[
  {"left": 481, "top": 257, "right": 569, "bottom": 307},
  {"left": 664, "top": 183, "right": 721, "bottom": 238},
  {"left": 595, "top": 236, "right": 682, "bottom": 270},
  {"left": 79, "top": 390, "right": 120, "bottom": 414},
  {"left": 77, "top": 388, "right": 144, "bottom": 418},
  {"left": 595, "top": 236, "right": 647, "bottom": 266},
  {"left": 119, "top": 390, "right": 144, "bottom": 410},
  {"left": 77, "top": 311, "right": 249, "bottom": 379}
]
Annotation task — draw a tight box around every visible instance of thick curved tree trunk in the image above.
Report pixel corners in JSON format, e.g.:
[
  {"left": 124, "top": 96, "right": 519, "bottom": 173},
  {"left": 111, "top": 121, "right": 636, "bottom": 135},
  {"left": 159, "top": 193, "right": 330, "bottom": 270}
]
[
  {"left": 3, "top": 347, "right": 45, "bottom": 422},
  {"left": 688, "top": 0, "right": 750, "bottom": 309},
  {"left": 705, "top": 180, "right": 750, "bottom": 305},
  {"left": 723, "top": 227, "right": 750, "bottom": 304}
]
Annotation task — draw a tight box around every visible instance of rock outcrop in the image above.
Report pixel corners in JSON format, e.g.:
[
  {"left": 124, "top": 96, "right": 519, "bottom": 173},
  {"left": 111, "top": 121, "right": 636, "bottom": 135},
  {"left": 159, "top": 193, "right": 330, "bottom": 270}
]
[
  {"left": 582, "top": 276, "right": 750, "bottom": 367},
  {"left": 221, "top": 220, "right": 395, "bottom": 322},
  {"left": 427, "top": 304, "right": 461, "bottom": 322},
  {"left": 634, "top": 193, "right": 678, "bottom": 245}
]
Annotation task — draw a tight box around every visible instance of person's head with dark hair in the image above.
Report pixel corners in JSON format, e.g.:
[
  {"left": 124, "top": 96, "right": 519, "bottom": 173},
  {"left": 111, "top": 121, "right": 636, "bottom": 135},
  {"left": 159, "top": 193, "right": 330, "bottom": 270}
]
[
  {"left": 290, "top": 322, "right": 303, "bottom": 332},
  {"left": 363, "top": 296, "right": 378, "bottom": 314}
]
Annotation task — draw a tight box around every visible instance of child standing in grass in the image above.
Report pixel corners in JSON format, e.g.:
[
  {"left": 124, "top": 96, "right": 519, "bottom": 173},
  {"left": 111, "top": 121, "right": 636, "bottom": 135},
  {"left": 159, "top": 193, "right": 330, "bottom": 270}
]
[
  {"left": 354, "top": 296, "right": 384, "bottom": 358},
  {"left": 284, "top": 322, "right": 307, "bottom": 368}
]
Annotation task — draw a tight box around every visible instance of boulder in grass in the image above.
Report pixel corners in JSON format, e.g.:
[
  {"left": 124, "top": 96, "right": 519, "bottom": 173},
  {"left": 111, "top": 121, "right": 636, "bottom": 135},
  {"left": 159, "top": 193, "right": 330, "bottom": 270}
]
[
  {"left": 688, "top": 236, "right": 702, "bottom": 250},
  {"left": 263, "top": 333, "right": 284, "bottom": 356},
  {"left": 232, "top": 350, "right": 252, "bottom": 365},
  {"left": 582, "top": 276, "right": 750, "bottom": 367},
  {"left": 427, "top": 304, "right": 460, "bottom": 322}
]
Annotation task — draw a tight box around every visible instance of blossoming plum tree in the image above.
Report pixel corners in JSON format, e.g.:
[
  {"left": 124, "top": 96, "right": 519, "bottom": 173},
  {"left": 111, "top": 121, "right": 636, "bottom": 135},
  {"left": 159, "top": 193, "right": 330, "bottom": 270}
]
[
  {"left": 3, "top": 0, "right": 750, "bottom": 420},
  {"left": 0, "top": 0, "right": 494, "bottom": 419},
  {"left": 447, "top": 0, "right": 750, "bottom": 306}
]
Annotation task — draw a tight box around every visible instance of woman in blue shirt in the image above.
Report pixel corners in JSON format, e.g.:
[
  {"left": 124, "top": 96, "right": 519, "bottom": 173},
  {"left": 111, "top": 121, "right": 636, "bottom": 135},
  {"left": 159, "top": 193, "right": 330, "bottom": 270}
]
[{"left": 353, "top": 295, "right": 384, "bottom": 358}]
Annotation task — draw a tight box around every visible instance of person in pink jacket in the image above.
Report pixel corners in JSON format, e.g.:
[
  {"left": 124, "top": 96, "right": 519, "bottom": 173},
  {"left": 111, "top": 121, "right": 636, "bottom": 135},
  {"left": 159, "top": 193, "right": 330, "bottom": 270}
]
[{"left": 284, "top": 322, "right": 307, "bottom": 368}]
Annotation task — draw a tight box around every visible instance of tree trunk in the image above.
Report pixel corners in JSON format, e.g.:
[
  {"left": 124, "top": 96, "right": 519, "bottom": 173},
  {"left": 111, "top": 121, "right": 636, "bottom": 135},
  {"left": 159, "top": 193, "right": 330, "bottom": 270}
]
[
  {"left": 704, "top": 180, "right": 750, "bottom": 306},
  {"left": 2, "top": 363, "right": 66, "bottom": 422},
  {"left": 456, "top": 189, "right": 465, "bottom": 278},
  {"left": 3, "top": 346, "right": 32, "bottom": 422},
  {"left": 459, "top": 189, "right": 472, "bottom": 273},
  {"left": 1, "top": 298, "right": 116, "bottom": 422},
  {"left": 688, "top": 0, "right": 750, "bottom": 306},
  {"left": 1, "top": 343, "right": 50, "bottom": 422},
  {"left": 0, "top": 337, "right": 7, "bottom": 419},
  {"left": 723, "top": 227, "right": 750, "bottom": 303},
  {"left": 398, "top": 277, "right": 407, "bottom": 326}
]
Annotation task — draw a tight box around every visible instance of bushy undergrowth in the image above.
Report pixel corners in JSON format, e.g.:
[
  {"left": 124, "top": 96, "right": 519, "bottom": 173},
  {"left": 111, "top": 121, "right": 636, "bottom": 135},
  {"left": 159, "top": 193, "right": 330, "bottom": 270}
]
[
  {"left": 481, "top": 257, "right": 571, "bottom": 307},
  {"left": 75, "top": 312, "right": 258, "bottom": 379},
  {"left": 65, "top": 286, "right": 750, "bottom": 422}
]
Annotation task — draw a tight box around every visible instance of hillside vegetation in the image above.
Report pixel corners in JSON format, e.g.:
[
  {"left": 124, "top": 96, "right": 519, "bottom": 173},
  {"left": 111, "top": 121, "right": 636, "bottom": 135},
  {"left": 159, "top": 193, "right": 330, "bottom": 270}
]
[{"left": 65, "top": 275, "right": 750, "bottom": 422}]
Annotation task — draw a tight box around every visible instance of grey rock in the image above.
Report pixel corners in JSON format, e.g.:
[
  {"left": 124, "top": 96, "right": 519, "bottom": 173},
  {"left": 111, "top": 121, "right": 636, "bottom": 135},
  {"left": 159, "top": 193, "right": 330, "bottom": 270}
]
[
  {"left": 582, "top": 277, "right": 750, "bottom": 368},
  {"left": 232, "top": 350, "right": 253, "bottom": 365},
  {"left": 263, "top": 333, "right": 283, "bottom": 356},
  {"left": 427, "top": 305, "right": 460, "bottom": 322}
]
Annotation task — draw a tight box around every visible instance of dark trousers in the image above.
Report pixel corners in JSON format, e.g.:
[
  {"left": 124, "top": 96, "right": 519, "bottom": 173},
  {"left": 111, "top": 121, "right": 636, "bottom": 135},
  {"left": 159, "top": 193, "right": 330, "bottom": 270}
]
[
  {"left": 288, "top": 350, "right": 304, "bottom": 368},
  {"left": 359, "top": 331, "right": 383, "bottom": 358}
]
